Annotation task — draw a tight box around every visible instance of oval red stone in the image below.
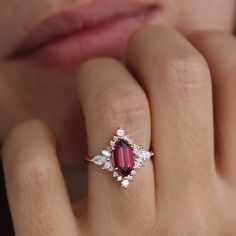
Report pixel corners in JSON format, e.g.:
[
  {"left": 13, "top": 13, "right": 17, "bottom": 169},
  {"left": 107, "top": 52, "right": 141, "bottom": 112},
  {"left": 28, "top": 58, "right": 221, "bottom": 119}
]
[{"left": 112, "top": 140, "right": 134, "bottom": 177}]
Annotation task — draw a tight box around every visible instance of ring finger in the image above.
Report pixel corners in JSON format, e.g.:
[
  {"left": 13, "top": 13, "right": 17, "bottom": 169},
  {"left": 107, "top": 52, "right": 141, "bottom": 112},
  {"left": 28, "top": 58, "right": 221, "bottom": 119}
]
[{"left": 76, "top": 58, "right": 155, "bottom": 235}]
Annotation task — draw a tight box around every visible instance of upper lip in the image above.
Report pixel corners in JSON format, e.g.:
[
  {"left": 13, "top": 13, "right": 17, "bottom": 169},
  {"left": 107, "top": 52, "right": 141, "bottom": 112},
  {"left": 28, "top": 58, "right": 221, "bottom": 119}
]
[{"left": 10, "top": 0, "right": 159, "bottom": 58}]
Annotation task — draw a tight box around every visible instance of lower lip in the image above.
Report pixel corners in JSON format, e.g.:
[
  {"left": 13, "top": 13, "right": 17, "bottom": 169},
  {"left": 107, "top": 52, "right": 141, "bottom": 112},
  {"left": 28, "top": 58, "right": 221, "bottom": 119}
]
[{"left": 11, "top": 9, "right": 158, "bottom": 74}]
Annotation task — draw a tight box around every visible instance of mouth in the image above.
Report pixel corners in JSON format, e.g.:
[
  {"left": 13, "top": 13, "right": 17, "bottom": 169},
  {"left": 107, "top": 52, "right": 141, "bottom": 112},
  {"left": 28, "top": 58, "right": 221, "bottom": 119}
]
[{"left": 9, "top": 0, "right": 160, "bottom": 74}]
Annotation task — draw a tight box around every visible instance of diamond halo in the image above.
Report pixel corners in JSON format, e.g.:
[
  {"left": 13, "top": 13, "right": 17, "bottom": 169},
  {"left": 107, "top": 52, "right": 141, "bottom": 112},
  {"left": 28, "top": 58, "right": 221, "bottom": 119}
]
[{"left": 88, "top": 128, "right": 154, "bottom": 189}]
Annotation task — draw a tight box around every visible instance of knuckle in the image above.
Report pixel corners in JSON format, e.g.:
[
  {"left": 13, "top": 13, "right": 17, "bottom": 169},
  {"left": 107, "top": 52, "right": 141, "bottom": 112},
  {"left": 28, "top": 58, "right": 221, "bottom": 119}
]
[
  {"left": 3, "top": 120, "right": 52, "bottom": 151},
  {"left": 5, "top": 146, "right": 56, "bottom": 190},
  {"left": 156, "top": 50, "right": 210, "bottom": 97},
  {"left": 2, "top": 120, "right": 42, "bottom": 159},
  {"left": 2, "top": 119, "right": 56, "bottom": 187},
  {"left": 94, "top": 89, "right": 149, "bottom": 128},
  {"left": 159, "top": 50, "right": 209, "bottom": 85}
]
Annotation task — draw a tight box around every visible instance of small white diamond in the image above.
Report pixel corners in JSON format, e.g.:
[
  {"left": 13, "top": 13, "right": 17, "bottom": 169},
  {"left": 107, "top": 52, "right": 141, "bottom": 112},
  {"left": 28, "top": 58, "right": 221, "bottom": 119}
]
[
  {"left": 116, "top": 128, "right": 125, "bottom": 137},
  {"left": 113, "top": 172, "right": 119, "bottom": 178},
  {"left": 138, "top": 151, "right": 152, "bottom": 160},
  {"left": 133, "top": 145, "right": 142, "bottom": 155},
  {"left": 131, "top": 170, "right": 137, "bottom": 176},
  {"left": 110, "top": 140, "right": 116, "bottom": 148},
  {"left": 113, "top": 136, "right": 119, "bottom": 142},
  {"left": 101, "top": 149, "right": 111, "bottom": 158},
  {"left": 123, "top": 135, "right": 129, "bottom": 141},
  {"left": 117, "top": 176, "right": 122, "bottom": 181},
  {"left": 127, "top": 175, "right": 134, "bottom": 181},
  {"left": 103, "top": 161, "right": 112, "bottom": 170},
  {"left": 92, "top": 155, "right": 107, "bottom": 165},
  {"left": 121, "top": 179, "right": 129, "bottom": 189},
  {"left": 127, "top": 139, "right": 133, "bottom": 145},
  {"left": 134, "top": 159, "right": 143, "bottom": 168}
]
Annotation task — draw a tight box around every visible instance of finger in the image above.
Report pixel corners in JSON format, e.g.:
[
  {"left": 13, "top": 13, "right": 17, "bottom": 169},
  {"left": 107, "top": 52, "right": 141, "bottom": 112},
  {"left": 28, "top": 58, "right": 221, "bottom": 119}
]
[
  {"left": 126, "top": 25, "right": 215, "bottom": 199},
  {"left": 190, "top": 32, "right": 236, "bottom": 184},
  {"left": 77, "top": 58, "right": 155, "bottom": 235},
  {"left": 2, "top": 120, "right": 79, "bottom": 236}
]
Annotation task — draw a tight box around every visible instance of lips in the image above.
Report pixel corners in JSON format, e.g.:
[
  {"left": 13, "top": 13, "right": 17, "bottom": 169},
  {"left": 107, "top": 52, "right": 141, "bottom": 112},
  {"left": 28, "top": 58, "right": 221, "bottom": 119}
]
[{"left": 9, "top": 0, "right": 160, "bottom": 74}]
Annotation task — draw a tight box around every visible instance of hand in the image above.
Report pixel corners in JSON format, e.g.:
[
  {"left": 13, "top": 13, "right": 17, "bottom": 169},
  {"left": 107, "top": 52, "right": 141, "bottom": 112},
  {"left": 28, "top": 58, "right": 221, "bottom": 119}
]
[{"left": 2, "top": 25, "right": 236, "bottom": 235}]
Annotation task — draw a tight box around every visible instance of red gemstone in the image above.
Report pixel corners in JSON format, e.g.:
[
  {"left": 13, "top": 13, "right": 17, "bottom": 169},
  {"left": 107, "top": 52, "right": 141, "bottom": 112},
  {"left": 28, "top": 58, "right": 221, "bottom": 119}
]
[{"left": 112, "top": 140, "right": 134, "bottom": 177}]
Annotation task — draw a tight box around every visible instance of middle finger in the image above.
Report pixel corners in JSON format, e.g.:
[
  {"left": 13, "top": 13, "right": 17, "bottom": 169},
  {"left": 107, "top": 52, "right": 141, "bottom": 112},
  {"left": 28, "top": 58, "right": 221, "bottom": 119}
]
[{"left": 126, "top": 25, "right": 216, "bottom": 203}]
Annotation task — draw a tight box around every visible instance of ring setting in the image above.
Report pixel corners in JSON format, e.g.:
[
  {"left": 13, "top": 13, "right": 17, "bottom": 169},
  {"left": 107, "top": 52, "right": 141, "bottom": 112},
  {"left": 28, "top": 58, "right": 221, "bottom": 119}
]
[{"left": 87, "top": 128, "right": 154, "bottom": 189}]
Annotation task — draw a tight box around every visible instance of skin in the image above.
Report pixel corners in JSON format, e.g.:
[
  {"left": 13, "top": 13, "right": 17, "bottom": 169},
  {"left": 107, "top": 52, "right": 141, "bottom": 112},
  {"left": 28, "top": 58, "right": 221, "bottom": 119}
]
[{"left": 0, "top": 0, "right": 236, "bottom": 235}]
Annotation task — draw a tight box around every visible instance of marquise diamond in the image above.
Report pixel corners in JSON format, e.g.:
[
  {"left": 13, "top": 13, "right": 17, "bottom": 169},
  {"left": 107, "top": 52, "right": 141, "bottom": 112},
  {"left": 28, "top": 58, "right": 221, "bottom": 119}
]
[{"left": 92, "top": 155, "right": 107, "bottom": 165}]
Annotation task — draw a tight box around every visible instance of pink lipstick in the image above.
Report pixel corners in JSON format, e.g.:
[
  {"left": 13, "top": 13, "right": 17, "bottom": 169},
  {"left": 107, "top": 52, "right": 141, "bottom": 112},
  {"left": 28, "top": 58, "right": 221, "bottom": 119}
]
[{"left": 9, "top": 0, "right": 160, "bottom": 74}]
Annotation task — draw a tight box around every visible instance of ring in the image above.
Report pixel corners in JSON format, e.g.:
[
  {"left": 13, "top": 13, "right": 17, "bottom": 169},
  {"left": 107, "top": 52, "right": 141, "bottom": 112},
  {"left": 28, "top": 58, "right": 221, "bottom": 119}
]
[{"left": 85, "top": 128, "right": 154, "bottom": 189}]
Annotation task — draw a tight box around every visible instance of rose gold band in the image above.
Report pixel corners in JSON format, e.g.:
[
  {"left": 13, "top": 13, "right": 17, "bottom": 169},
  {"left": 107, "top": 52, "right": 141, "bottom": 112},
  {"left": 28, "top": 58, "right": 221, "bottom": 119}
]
[{"left": 84, "top": 156, "right": 92, "bottom": 163}]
